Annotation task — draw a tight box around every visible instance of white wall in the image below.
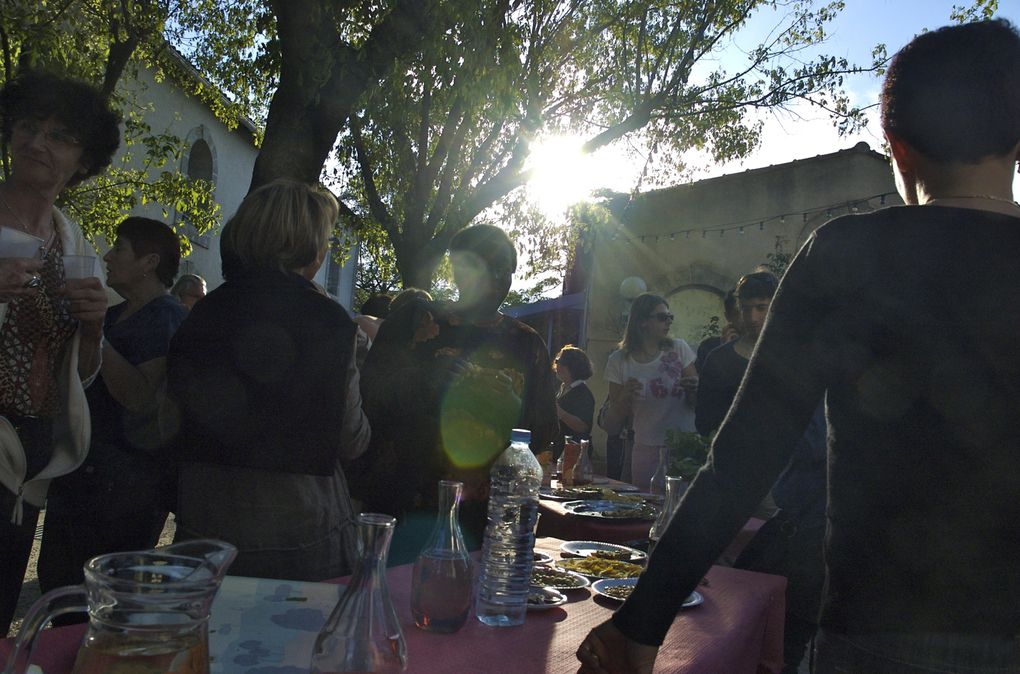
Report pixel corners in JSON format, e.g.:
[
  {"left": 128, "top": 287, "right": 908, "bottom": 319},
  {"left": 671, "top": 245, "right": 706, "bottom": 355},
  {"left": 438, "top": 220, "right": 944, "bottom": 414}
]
[{"left": 108, "top": 64, "right": 357, "bottom": 311}]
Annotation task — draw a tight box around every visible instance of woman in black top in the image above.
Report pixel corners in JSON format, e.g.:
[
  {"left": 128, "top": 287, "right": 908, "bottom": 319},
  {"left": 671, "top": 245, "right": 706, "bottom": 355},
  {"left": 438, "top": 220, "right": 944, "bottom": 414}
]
[
  {"left": 576, "top": 19, "right": 1020, "bottom": 674},
  {"left": 554, "top": 344, "right": 595, "bottom": 442}
]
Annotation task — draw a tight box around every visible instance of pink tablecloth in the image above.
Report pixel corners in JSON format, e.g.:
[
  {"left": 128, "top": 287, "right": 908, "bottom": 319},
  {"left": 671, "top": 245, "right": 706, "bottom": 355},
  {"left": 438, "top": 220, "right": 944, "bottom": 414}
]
[{"left": 1, "top": 538, "right": 786, "bottom": 674}]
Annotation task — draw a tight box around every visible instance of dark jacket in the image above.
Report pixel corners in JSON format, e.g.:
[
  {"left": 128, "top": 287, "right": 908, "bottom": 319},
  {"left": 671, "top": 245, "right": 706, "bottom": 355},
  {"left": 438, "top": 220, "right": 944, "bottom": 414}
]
[{"left": 166, "top": 269, "right": 361, "bottom": 475}]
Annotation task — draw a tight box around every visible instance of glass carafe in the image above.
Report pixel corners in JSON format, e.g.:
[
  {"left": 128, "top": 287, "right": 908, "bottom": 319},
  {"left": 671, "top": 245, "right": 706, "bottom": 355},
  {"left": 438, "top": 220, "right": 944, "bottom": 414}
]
[
  {"left": 648, "top": 445, "right": 671, "bottom": 495},
  {"left": 310, "top": 513, "right": 407, "bottom": 673},
  {"left": 573, "top": 439, "right": 594, "bottom": 485},
  {"left": 3, "top": 539, "right": 237, "bottom": 674},
  {"left": 648, "top": 475, "right": 686, "bottom": 558},
  {"left": 411, "top": 480, "right": 473, "bottom": 633}
]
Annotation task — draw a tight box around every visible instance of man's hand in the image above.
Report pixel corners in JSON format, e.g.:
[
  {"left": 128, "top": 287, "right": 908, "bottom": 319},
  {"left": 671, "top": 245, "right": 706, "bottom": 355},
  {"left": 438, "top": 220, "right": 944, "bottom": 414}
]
[{"left": 576, "top": 619, "right": 658, "bottom": 674}]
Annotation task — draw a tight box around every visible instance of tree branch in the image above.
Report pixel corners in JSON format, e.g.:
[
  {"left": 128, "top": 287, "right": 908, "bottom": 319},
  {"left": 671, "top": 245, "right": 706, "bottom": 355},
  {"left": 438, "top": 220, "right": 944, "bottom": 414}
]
[{"left": 350, "top": 114, "right": 397, "bottom": 238}]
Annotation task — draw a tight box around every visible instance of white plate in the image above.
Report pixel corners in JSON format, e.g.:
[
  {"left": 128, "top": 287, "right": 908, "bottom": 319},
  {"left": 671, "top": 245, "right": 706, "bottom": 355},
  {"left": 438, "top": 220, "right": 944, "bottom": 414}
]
[
  {"left": 533, "top": 551, "right": 554, "bottom": 565},
  {"left": 560, "top": 540, "right": 647, "bottom": 563},
  {"left": 591, "top": 578, "right": 703, "bottom": 609},
  {"left": 530, "top": 566, "right": 591, "bottom": 591},
  {"left": 527, "top": 586, "right": 567, "bottom": 611},
  {"left": 561, "top": 500, "right": 658, "bottom": 521}
]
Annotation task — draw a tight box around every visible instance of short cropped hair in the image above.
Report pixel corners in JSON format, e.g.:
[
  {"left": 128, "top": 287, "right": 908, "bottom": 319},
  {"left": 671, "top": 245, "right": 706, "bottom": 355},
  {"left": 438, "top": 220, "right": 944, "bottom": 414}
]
[
  {"left": 449, "top": 224, "right": 517, "bottom": 275},
  {"left": 723, "top": 288, "right": 739, "bottom": 322},
  {"left": 0, "top": 71, "right": 121, "bottom": 185},
  {"left": 555, "top": 345, "right": 593, "bottom": 381},
  {"left": 221, "top": 179, "right": 338, "bottom": 279},
  {"left": 359, "top": 293, "right": 393, "bottom": 318},
  {"left": 390, "top": 287, "right": 433, "bottom": 314},
  {"left": 115, "top": 217, "right": 181, "bottom": 287},
  {"left": 171, "top": 273, "right": 206, "bottom": 297},
  {"left": 881, "top": 19, "right": 1020, "bottom": 162},
  {"left": 736, "top": 271, "right": 779, "bottom": 301}
]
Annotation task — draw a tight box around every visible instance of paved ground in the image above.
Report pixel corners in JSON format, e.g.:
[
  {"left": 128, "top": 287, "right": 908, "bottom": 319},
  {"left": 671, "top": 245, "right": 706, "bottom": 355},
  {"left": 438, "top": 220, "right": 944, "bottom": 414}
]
[{"left": 6, "top": 512, "right": 176, "bottom": 638}]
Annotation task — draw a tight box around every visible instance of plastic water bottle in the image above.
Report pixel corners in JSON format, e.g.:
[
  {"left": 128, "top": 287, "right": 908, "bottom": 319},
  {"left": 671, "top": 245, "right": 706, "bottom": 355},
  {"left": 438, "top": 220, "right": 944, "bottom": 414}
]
[{"left": 475, "top": 428, "right": 542, "bottom": 627}]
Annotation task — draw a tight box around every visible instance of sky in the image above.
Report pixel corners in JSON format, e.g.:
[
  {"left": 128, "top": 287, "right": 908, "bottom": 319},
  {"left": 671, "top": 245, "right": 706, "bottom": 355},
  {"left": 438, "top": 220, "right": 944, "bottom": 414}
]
[{"left": 524, "top": 0, "right": 1020, "bottom": 219}]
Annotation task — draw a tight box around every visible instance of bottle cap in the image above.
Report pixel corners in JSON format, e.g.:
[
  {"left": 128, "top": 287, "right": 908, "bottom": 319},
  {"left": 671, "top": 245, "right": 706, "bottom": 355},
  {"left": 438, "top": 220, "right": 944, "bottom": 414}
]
[{"left": 510, "top": 428, "right": 531, "bottom": 444}]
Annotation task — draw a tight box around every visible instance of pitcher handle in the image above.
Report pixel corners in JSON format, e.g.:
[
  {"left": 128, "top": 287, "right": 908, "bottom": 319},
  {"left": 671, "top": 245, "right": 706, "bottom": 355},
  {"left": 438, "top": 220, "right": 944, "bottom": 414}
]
[{"left": 3, "top": 585, "right": 87, "bottom": 674}]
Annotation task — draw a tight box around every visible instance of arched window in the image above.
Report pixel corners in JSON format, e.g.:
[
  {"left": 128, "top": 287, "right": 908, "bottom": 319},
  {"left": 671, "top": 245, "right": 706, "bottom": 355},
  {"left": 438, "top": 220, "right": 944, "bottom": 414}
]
[
  {"left": 188, "top": 139, "right": 213, "bottom": 183},
  {"left": 179, "top": 127, "right": 217, "bottom": 248}
]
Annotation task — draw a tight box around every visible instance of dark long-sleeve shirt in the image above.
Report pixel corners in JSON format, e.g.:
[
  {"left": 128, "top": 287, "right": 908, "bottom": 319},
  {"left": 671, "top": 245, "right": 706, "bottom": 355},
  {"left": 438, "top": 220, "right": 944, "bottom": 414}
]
[
  {"left": 694, "top": 340, "right": 747, "bottom": 435},
  {"left": 615, "top": 206, "right": 1020, "bottom": 644}
]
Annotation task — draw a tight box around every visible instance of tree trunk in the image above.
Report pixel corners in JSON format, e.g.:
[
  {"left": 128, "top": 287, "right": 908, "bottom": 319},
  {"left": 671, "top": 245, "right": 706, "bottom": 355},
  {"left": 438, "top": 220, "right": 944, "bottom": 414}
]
[
  {"left": 250, "top": 0, "right": 438, "bottom": 193},
  {"left": 396, "top": 242, "right": 445, "bottom": 290}
]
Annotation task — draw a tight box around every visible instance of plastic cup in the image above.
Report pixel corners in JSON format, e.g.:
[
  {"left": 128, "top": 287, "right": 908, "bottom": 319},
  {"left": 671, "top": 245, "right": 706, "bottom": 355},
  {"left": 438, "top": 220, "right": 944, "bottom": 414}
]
[
  {"left": 0, "top": 227, "right": 44, "bottom": 259},
  {"left": 62, "top": 255, "right": 97, "bottom": 280}
]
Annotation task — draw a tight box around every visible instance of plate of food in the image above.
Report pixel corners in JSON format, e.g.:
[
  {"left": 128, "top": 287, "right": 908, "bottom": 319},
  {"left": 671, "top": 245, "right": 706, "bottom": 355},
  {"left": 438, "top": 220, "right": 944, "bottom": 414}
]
[
  {"left": 591, "top": 578, "right": 703, "bottom": 609},
  {"left": 530, "top": 565, "right": 591, "bottom": 591},
  {"left": 527, "top": 586, "right": 567, "bottom": 611},
  {"left": 629, "top": 492, "right": 665, "bottom": 504},
  {"left": 555, "top": 557, "right": 643, "bottom": 580},
  {"left": 561, "top": 500, "right": 658, "bottom": 521},
  {"left": 533, "top": 551, "right": 554, "bottom": 565},
  {"left": 539, "top": 485, "right": 606, "bottom": 501},
  {"left": 560, "top": 540, "right": 647, "bottom": 564}
]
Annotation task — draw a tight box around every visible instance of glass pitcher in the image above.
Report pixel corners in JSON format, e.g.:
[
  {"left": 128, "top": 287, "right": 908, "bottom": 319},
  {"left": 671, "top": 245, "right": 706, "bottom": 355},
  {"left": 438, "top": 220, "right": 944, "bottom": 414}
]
[
  {"left": 3, "top": 539, "right": 237, "bottom": 674},
  {"left": 310, "top": 513, "right": 407, "bottom": 673},
  {"left": 411, "top": 480, "right": 473, "bottom": 633}
]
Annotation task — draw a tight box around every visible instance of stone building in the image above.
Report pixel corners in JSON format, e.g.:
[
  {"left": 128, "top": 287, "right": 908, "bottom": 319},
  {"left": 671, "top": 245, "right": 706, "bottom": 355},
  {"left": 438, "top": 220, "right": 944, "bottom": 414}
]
[{"left": 581, "top": 141, "right": 901, "bottom": 465}]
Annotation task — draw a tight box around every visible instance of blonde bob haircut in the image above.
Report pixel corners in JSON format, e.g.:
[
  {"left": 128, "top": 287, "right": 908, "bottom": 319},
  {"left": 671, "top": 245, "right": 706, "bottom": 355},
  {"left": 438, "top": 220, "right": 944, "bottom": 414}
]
[{"left": 221, "top": 178, "right": 338, "bottom": 278}]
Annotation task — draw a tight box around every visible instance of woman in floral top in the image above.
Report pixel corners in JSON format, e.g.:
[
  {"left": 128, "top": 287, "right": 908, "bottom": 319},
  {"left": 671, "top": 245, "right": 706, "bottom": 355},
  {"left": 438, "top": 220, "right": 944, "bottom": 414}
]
[{"left": 603, "top": 293, "right": 698, "bottom": 489}]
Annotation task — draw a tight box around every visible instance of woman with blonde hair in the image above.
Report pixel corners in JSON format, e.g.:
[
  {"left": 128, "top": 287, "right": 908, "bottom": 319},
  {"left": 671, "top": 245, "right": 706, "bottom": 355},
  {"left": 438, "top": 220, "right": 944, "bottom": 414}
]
[{"left": 166, "top": 179, "right": 370, "bottom": 580}]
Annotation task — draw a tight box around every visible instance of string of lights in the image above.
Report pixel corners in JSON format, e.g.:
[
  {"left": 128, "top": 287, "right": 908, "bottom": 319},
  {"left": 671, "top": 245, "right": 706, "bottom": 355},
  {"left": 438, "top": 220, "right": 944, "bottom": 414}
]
[{"left": 611, "top": 191, "right": 899, "bottom": 244}]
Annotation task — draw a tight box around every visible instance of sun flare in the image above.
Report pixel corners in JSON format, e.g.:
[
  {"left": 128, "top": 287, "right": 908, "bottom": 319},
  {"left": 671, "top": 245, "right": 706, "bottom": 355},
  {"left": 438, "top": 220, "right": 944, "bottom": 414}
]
[{"left": 525, "top": 135, "right": 604, "bottom": 219}]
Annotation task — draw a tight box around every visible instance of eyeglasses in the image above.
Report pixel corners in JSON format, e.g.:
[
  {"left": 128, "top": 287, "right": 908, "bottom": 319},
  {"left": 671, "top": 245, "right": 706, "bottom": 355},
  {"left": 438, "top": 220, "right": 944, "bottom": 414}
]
[
  {"left": 650, "top": 312, "right": 674, "bottom": 323},
  {"left": 13, "top": 118, "right": 81, "bottom": 149}
]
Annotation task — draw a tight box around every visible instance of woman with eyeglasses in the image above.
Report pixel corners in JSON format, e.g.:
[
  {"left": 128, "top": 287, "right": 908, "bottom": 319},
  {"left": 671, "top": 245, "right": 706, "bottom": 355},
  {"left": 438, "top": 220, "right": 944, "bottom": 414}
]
[
  {"left": 0, "top": 71, "right": 119, "bottom": 635},
  {"left": 603, "top": 292, "right": 698, "bottom": 490}
]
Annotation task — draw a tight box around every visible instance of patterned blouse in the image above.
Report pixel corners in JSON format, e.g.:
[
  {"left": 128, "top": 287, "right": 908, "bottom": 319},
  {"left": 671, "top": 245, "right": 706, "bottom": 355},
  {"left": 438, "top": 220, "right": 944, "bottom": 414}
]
[{"left": 0, "top": 239, "right": 77, "bottom": 418}]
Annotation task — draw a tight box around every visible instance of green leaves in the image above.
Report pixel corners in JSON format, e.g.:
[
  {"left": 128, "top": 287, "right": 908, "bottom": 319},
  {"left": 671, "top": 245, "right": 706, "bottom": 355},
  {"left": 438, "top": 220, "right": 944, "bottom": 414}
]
[{"left": 0, "top": 0, "right": 234, "bottom": 249}]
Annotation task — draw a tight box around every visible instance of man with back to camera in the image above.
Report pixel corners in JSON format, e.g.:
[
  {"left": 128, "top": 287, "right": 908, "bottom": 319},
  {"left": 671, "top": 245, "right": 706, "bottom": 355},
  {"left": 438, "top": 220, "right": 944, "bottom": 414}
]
[
  {"left": 576, "top": 19, "right": 1020, "bottom": 673},
  {"left": 695, "top": 270, "right": 827, "bottom": 673}
]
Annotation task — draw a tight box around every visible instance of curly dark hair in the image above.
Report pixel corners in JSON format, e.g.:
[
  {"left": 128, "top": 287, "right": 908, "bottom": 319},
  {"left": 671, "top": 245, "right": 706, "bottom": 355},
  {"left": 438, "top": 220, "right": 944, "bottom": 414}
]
[{"left": 0, "top": 71, "right": 121, "bottom": 185}]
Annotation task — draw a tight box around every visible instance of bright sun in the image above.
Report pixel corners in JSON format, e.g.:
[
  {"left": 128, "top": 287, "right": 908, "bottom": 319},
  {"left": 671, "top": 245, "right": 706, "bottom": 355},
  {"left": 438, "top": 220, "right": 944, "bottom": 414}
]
[{"left": 525, "top": 135, "right": 606, "bottom": 219}]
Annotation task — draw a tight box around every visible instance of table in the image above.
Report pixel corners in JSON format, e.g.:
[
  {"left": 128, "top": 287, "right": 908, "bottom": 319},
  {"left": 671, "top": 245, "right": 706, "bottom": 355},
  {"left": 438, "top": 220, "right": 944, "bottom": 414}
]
[
  {"left": 1, "top": 538, "right": 786, "bottom": 674},
  {"left": 538, "top": 478, "right": 767, "bottom": 562}
]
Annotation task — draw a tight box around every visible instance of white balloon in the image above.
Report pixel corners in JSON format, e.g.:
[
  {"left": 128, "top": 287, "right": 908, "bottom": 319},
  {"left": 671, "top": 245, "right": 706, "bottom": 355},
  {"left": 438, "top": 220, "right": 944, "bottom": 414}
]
[{"left": 619, "top": 276, "right": 647, "bottom": 300}]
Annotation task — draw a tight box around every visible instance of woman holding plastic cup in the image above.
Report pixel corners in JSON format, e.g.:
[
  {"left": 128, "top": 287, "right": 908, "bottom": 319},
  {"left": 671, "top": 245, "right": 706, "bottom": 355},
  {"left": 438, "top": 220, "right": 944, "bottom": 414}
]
[
  {"left": 39, "top": 217, "right": 187, "bottom": 595},
  {"left": 602, "top": 293, "right": 698, "bottom": 489},
  {"left": 0, "top": 71, "right": 119, "bottom": 634}
]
